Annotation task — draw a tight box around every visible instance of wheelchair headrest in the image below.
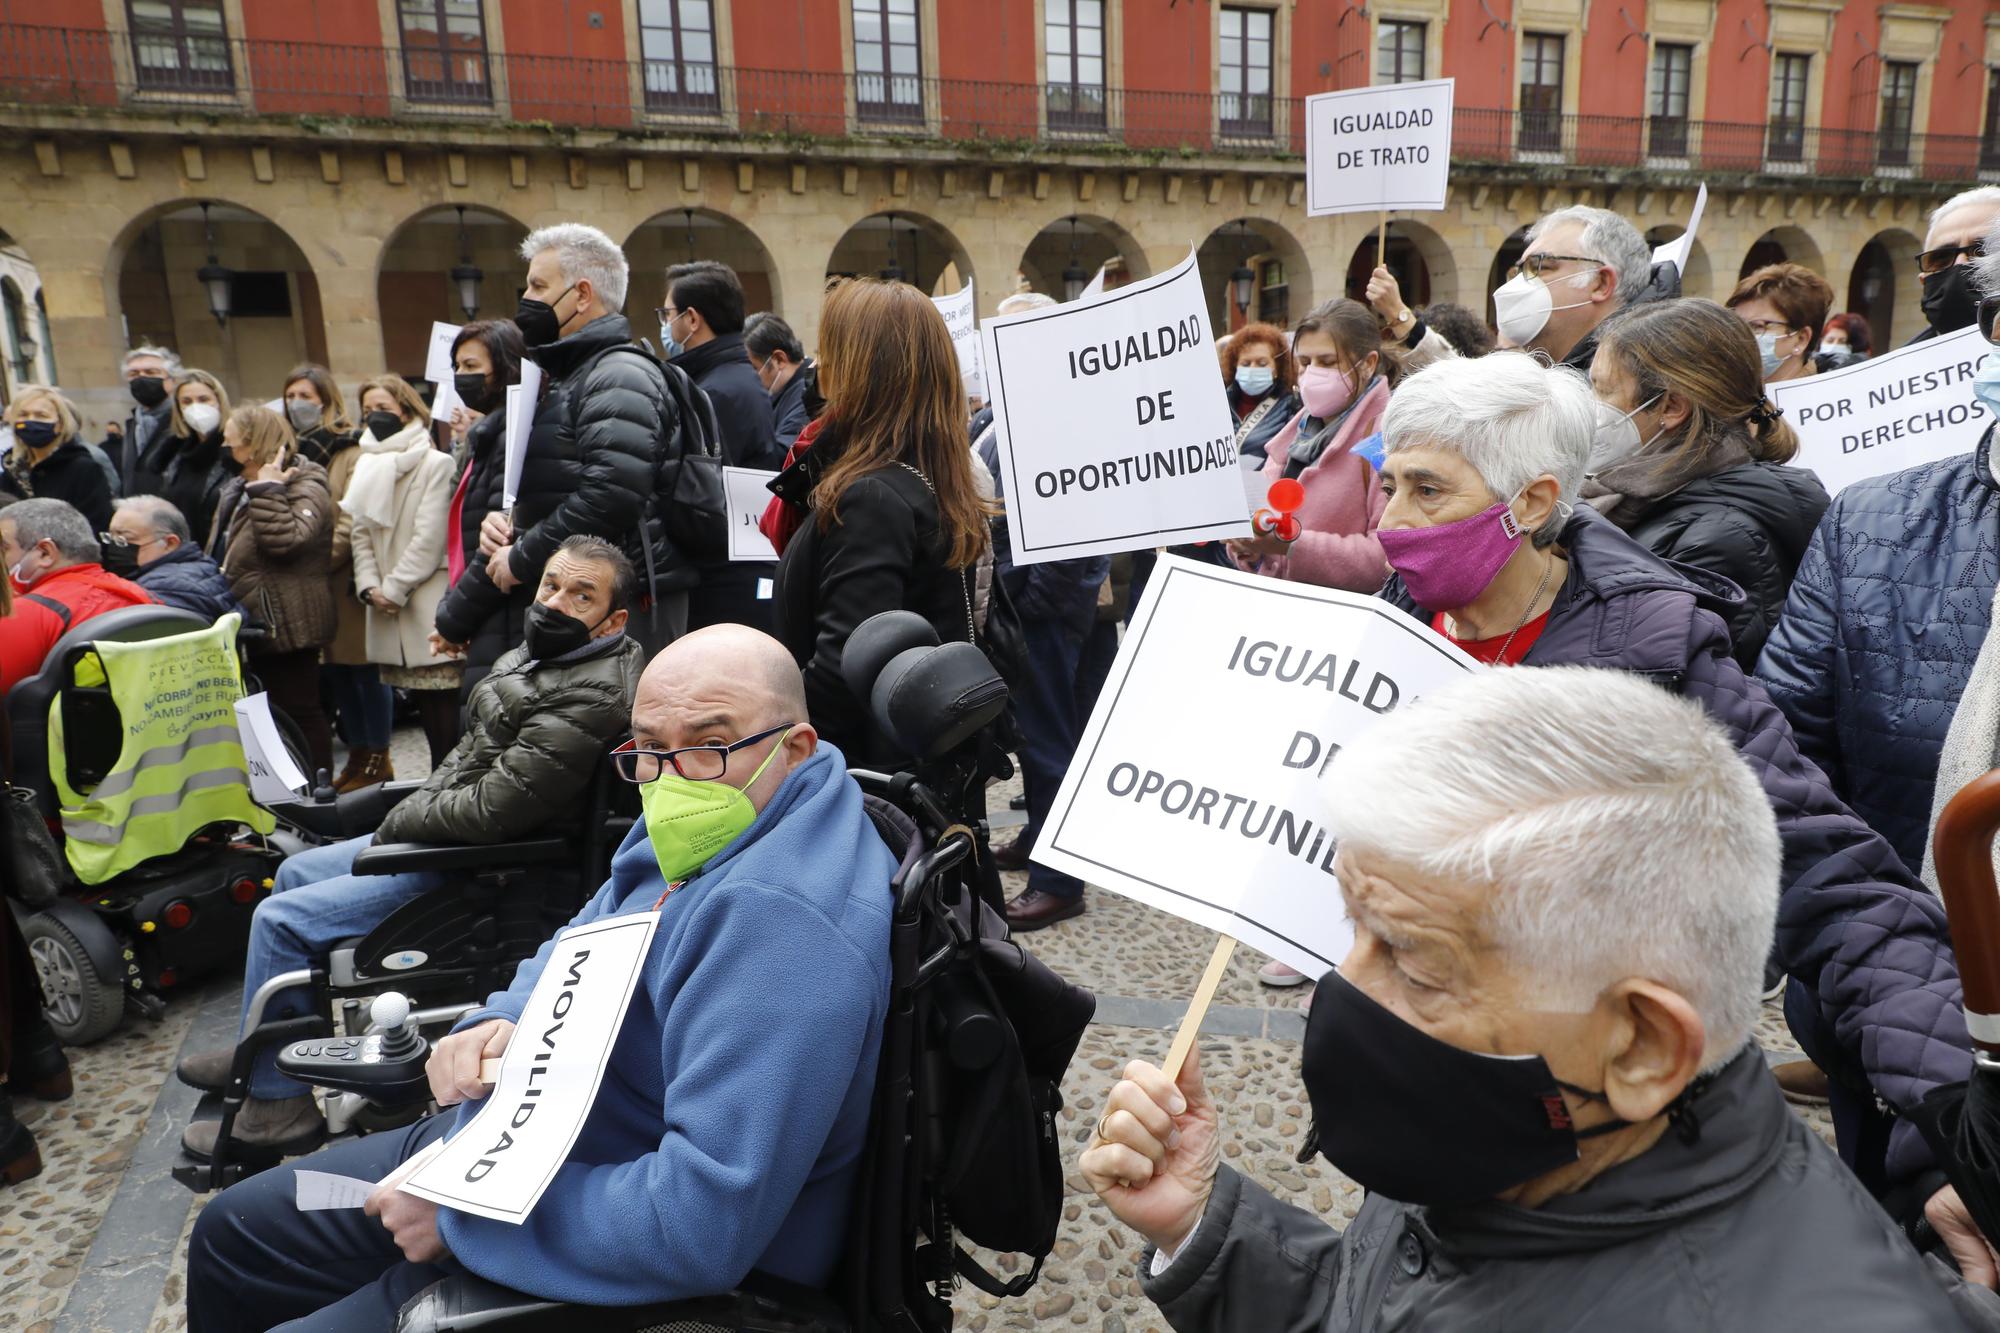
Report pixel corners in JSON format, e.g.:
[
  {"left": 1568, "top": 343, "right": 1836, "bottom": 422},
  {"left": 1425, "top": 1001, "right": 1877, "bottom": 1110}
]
[
  {"left": 841, "top": 611, "right": 939, "bottom": 707},
  {"left": 870, "top": 641, "right": 1008, "bottom": 761}
]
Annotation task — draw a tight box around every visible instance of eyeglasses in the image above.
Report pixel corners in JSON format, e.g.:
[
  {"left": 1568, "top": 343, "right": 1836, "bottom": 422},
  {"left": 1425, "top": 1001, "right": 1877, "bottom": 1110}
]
[
  {"left": 655, "top": 306, "right": 681, "bottom": 327},
  {"left": 1917, "top": 241, "right": 1986, "bottom": 276},
  {"left": 1505, "top": 253, "right": 1605, "bottom": 282},
  {"left": 1980, "top": 295, "right": 2000, "bottom": 346},
  {"left": 1739, "top": 318, "right": 1795, "bottom": 336},
  {"left": 609, "top": 723, "right": 794, "bottom": 784}
]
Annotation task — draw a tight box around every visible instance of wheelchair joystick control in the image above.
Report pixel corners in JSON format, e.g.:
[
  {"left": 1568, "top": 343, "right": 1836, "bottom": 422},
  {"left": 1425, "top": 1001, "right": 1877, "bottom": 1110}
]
[
  {"left": 311, "top": 767, "right": 338, "bottom": 804},
  {"left": 371, "top": 992, "right": 423, "bottom": 1061},
  {"left": 273, "top": 989, "right": 432, "bottom": 1101}
]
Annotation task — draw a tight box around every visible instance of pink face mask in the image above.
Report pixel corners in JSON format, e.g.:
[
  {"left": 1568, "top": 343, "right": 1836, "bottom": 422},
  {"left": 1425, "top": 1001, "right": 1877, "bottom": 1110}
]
[
  {"left": 1298, "top": 365, "right": 1358, "bottom": 420},
  {"left": 1377, "top": 500, "right": 1526, "bottom": 610}
]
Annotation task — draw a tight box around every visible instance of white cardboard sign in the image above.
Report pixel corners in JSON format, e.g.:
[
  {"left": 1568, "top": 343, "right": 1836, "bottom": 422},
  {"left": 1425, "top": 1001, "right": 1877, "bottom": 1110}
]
[
  {"left": 723, "top": 466, "right": 780, "bottom": 561},
  {"left": 979, "top": 247, "right": 1249, "bottom": 565},
  {"left": 1649, "top": 183, "right": 1707, "bottom": 282},
  {"left": 1774, "top": 323, "right": 1993, "bottom": 496},
  {"left": 234, "top": 692, "right": 308, "bottom": 806},
  {"left": 424, "top": 321, "right": 462, "bottom": 386},
  {"left": 1305, "top": 78, "right": 1455, "bottom": 218},
  {"left": 1033, "top": 555, "right": 1480, "bottom": 976},
  {"left": 931, "top": 280, "right": 982, "bottom": 395},
  {"left": 501, "top": 359, "right": 544, "bottom": 511},
  {"left": 403, "top": 910, "right": 660, "bottom": 1224}
]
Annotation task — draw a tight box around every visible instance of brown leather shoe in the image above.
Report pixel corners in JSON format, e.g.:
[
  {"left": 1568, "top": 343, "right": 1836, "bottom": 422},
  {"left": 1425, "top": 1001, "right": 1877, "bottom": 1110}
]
[
  {"left": 1004, "top": 888, "right": 1085, "bottom": 932},
  {"left": 334, "top": 747, "right": 393, "bottom": 794},
  {"left": 175, "top": 1046, "right": 235, "bottom": 1094},
  {"left": 993, "top": 833, "right": 1032, "bottom": 872},
  {"left": 181, "top": 1094, "right": 324, "bottom": 1161},
  {"left": 1773, "top": 1058, "right": 1830, "bottom": 1106}
]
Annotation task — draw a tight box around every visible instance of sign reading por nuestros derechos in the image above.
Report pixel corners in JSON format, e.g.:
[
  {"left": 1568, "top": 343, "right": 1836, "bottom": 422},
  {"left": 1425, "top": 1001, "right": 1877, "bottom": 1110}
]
[
  {"left": 1774, "top": 323, "right": 1993, "bottom": 496},
  {"left": 1032, "top": 556, "right": 1480, "bottom": 975},
  {"left": 931, "top": 280, "right": 982, "bottom": 397},
  {"left": 979, "top": 248, "right": 1250, "bottom": 565},
  {"left": 1305, "top": 78, "right": 1455, "bottom": 218}
]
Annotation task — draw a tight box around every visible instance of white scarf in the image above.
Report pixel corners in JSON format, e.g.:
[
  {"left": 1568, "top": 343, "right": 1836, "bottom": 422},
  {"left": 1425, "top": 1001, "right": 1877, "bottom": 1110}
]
[
  {"left": 339, "top": 421, "right": 431, "bottom": 532},
  {"left": 1921, "top": 577, "right": 2000, "bottom": 895}
]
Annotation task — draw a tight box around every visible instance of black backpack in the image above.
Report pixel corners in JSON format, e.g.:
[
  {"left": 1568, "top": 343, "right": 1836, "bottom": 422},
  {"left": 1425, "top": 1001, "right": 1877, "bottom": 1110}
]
[{"left": 576, "top": 342, "right": 730, "bottom": 564}]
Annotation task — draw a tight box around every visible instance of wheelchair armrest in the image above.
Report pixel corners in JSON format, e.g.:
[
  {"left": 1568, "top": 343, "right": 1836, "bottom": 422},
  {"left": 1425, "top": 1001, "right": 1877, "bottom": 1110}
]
[
  {"left": 350, "top": 838, "right": 572, "bottom": 876},
  {"left": 268, "top": 781, "right": 427, "bottom": 840},
  {"left": 396, "top": 1273, "right": 563, "bottom": 1332},
  {"left": 397, "top": 1271, "right": 847, "bottom": 1333}
]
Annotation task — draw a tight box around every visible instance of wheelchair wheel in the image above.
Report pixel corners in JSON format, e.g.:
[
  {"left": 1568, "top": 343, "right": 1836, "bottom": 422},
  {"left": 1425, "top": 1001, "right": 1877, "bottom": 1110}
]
[{"left": 22, "top": 911, "right": 124, "bottom": 1045}]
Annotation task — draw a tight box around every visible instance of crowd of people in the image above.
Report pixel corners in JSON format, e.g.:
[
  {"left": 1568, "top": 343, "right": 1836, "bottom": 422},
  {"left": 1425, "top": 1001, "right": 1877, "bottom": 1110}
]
[{"left": 0, "top": 179, "right": 1998, "bottom": 1327}]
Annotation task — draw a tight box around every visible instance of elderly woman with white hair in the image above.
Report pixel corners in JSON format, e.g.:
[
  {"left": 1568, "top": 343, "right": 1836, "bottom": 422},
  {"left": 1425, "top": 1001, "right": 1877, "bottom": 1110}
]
[
  {"left": 1347, "top": 350, "right": 1989, "bottom": 1275},
  {"left": 1084, "top": 668, "right": 1982, "bottom": 1329}
]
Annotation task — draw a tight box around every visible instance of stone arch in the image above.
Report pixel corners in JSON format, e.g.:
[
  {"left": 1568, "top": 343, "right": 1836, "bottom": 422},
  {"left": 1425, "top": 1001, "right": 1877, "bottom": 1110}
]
[
  {"left": 1740, "top": 225, "right": 1824, "bottom": 282},
  {"left": 625, "top": 207, "right": 784, "bottom": 344},
  {"left": 1015, "top": 214, "right": 1154, "bottom": 300},
  {"left": 1847, "top": 228, "right": 1922, "bottom": 350},
  {"left": 1196, "top": 217, "right": 1312, "bottom": 334},
  {"left": 1342, "top": 217, "right": 1457, "bottom": 312},
  {"left": 375, "top": 204, "right": 532, "bottom": 380},
  {"left": 110, "top": 199, "right": 329, "bottom": 406},
  {"left": 825, "top": 211, "right": 976, "bottom": 300}
]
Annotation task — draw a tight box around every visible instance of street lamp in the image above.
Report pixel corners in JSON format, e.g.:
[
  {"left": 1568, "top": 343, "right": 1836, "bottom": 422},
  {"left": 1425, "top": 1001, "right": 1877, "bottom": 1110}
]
[
  {"left": 450, "top": 205, "right": 484, "bottom": 321},
  {"left": 879, "top": 216, "right": 906, "bottom": 283},
  {"left": 1062, "top": 216, "right": 1088, "bottom": 302},
  {"left": 1230, "top": 221, "right": 1256, "bottom": 316},
  {"left": 196, "top": 202, "right": 232, "bottom": 327}
]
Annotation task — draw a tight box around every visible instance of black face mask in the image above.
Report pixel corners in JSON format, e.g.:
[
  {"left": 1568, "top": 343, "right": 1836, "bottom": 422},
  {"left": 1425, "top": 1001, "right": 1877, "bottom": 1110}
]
[
  {"left": 15, "top": 421, "right": 58, "bottom": 451},
  {"left": 1297, "top": 969, "right": 1639, "bottom": 1207},
  {"left": 129, "top": 376, "right": 168, "bottom": 409},
  {"left": 1922, "top": 263, "right": 1980, "bottom": 336},
  {"left": 523, "top": 600, "right": 605, "bottom": 659},
  {"left": 364, "top": 410, "right": 405, "bottom": 442},
  {"left": 515, "top": 285, "right": 575, "bottom": 350},
  {"left": 99, "top": 540, "right": 140, "bottom": 577},
  {"left": 454, "top": 371, "right": 499, "bottom": 413}
]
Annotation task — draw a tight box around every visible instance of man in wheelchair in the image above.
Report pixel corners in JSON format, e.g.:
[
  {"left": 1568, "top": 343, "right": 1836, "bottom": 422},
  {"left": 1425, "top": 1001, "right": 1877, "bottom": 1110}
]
[
  {"left": 1, "top": 497, "right": 154, "bottom": 696},
  {"left": 175, "top": 536, "right": 646, "bottom": 1157},
  {"left": 186, "top": 625, "right": 898, "bottom": 1331}
]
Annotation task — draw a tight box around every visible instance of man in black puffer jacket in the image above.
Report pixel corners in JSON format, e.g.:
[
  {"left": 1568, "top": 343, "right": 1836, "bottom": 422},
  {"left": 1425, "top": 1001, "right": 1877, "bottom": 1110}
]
[{"left": 436, "top": 223, "right": 692, "bottom": 685}]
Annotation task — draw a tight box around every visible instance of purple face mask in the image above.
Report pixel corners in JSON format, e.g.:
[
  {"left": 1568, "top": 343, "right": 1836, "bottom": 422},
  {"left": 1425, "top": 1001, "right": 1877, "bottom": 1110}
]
[{"left": 1377, "top": 500, "right": 1525, "bottom": 610}]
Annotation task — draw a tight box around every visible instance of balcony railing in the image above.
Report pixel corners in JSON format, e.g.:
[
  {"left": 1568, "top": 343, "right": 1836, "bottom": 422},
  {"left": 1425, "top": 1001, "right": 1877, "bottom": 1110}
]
[{"left": 0, "top": 23, "right": 1993, "bottom": 184}]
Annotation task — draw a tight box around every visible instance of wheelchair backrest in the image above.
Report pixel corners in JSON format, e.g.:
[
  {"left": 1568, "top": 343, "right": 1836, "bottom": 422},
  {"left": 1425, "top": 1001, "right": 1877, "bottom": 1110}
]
[{"left": 8, "top": 605, "right": 208, "bottom": 818}]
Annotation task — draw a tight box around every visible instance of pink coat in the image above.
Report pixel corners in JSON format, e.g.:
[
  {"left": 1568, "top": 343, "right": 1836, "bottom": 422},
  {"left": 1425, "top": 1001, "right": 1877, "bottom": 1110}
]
[{"left": 1234, "top": 377, "right": 1391, "bottom": 593}]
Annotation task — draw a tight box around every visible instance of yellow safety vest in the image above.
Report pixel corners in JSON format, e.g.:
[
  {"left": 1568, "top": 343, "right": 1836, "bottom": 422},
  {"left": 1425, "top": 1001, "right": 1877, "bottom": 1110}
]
[{"left": 50, "top": 613, "right": 275, "bottom": 884}]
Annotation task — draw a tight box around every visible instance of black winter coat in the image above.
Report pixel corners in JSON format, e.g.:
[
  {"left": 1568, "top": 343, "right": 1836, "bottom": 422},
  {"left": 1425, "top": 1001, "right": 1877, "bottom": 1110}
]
[
  {"left": 771, "top": 361, "right": 817, "bottom": 454},
  {"left": 160, "top": 431, "right": 235, "bottom": 552},
  {"left": 1386, "top": 507, "right": 1969, "bottom": 1212},
  {"left": 1, "top": 441, "right": 114, "bottom": 531},
  {"left": 1757, "top": 427, "right": 2000, "bottom": 873},
  {"left": 120, "top": 399, "right": 174, "bottom": 495},
  {"left": 1608, "top": 461, "right": 1830, "bottom": 669},
  {"left": 774, "top": 463, "right": 976, "bottom": 765},
  {"left": 431, "top": 409, "right": 528, "bottom": 695},
  {"left": 133, "top": 542, "right": 243, "bottom": 622},
  {"left": 675, "top": 332, "right": 778, "bottom": 633}
]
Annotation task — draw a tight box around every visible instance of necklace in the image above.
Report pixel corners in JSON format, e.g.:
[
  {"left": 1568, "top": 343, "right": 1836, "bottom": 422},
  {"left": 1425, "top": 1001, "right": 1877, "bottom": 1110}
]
[{"left": 1489, "top": 555, "right": 1556, "bottom": 666}]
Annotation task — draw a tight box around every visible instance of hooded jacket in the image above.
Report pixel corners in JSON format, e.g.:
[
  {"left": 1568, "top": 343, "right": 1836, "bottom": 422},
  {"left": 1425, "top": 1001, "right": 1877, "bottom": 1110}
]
[
  {"left": 1757, "top": 428, "right": 2000, "bottom": 875},
  {"left": 1385, "top": 507, "right": 1969, "bottom": 1208},
  {"left": 1145, "top": 1047, "right": 1972, "bottom": 1331},
  {"left": 436, "top": 743, "right": 894, "bottom": 1305},
  {"left": 1608, "top": 461, "right": 1831, "bottom": 668},
  {"left": 131, "top": 542, "right": 243, "bottom": 623}
]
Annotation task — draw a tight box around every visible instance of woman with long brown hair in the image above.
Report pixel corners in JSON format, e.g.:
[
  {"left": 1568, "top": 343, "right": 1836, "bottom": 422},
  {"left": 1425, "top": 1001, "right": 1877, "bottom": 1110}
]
[{"left": 772, "top": 277, "right": 994, "bottom": 763}]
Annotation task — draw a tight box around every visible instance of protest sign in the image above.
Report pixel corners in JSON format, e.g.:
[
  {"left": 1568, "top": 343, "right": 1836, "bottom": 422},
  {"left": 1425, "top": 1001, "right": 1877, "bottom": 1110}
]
[
  {"left": 1773, "top": 323, "right": 1993, "bottom": 496},
  {"left": 932, "top": 281, "right": 981, "bottom": 397},
  {"left": 1305, "top": 78, "right": 1454, "bottom": 218},
  {"left": 1033, "top": 555, "right": 1480, "bottom": 978},
  {"left": 403, "top": 910, "right": 660, "bottom": 1223},
  {"left": 235, "top": 692, "right": 308, "bottom": 806},
  {"left": 1080, "top": 262, "right": 1109, "bottom": 300},
  {"left": 424, "top": 321, "right": 461, "bottom": 385},
  {"left": 1649, "top": 184, "right": 1707, "bottom": 282},
  {"left": 500, "top": 358, "right": 544, "bottom": 511},
  {"left": 723, "top": 466, "right": 780, "bottom": 561},
  {"left": 980, "top": 248, "right": 1250, "bottom": 564}
]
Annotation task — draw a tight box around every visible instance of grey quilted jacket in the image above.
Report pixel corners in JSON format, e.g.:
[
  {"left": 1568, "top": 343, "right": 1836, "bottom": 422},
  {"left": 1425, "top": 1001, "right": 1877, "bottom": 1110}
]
[
  {"left": 1383, "top": 507, "right": 1970, "bottom": 1210},
  {"left": 1146, "top": 1047, "right": 1985, "bottom": 1331}
]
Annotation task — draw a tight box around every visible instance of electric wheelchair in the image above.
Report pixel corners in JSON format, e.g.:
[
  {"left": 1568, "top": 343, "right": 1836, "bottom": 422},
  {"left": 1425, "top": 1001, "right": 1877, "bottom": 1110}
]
[
  {"left": 248, "top": 611, "right": 1093, "bottom": 1331},
  {"left": 5, "top": 606, "right": 295, "bottom": 1044}
]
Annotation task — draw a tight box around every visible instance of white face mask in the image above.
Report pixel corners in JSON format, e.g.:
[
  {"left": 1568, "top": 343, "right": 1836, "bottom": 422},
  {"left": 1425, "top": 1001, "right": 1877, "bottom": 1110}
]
[
  {"left": 1588, "top": 394, "right": 1664, "bottom": 475},
  {"left": 1493, "top": 269, "right": 1598, "bottom": 348},
  {"left": 1755, "top": 330, "right": 1796, "bottom": 379},
  {"left": 182, "top": 402, "right": 222, "bottom": 436}
]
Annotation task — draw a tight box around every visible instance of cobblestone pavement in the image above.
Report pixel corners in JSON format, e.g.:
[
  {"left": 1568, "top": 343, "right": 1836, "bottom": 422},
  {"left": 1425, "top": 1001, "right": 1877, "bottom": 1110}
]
[{"left": 5, "top": 747, "right": 1834, "bottom": 1333}]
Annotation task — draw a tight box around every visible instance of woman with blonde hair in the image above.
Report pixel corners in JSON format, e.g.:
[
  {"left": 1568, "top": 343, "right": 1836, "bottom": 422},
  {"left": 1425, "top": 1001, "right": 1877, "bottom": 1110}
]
[
  {"left": 1, "top": 386, "right": 111, "bottom": 532},
  {"left": 772, "top": 277, "right": 995, "bottom": 764},
  {"left": 164, "top": 368, "right": 234, "bottom": 550},
  {"left": 1587, "top": 297, "right": 1830, "bottom": 667},
  {"left": 347, "top": 373, "right": 459, "bottom": 777},
  {"left": 214, "top": 403, "right": 337, "bottom": 774}
]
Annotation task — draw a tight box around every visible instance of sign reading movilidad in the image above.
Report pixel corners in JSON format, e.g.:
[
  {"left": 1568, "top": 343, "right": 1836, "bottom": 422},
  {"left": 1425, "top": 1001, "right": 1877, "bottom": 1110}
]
[
  {"left": 1033, "top": 556, "right": 1480, "bottom": 975},
  {"left": 1774, "top": 323, "right": 1993, "bottom": 496},
  {"left": 979, "top": 248, "right": 1249, "bottom": 565},
  {"left": 1305, "top": 78, "right": 1454, "bottom": 218}
]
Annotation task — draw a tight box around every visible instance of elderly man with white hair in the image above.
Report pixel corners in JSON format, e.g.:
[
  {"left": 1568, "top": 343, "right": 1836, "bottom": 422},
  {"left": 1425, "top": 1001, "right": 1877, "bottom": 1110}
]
[
  {"left": 1909, "top": 185, "right": 2000, "bottom": 344},
  {"left": 1333, "top": 351, "right": 1986, "bottom": 1270},
  {"left": 1085, "top": 667, "right": 1981, "bottom": 1329},
  {"left": 438, "top": 221, "right": 697, "bottom": 664}
]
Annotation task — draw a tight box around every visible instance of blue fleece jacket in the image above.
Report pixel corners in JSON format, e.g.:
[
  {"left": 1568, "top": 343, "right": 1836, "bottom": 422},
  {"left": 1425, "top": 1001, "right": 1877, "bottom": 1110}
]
[{"left": 434, "top": 743, "right": 895, "bottom": 1304}]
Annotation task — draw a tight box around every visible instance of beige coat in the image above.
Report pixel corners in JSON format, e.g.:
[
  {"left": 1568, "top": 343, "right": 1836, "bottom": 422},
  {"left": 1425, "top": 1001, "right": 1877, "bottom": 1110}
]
[
  {"left": 320, "top": 435, "right": 370, "bottom": 666},
  {"left": 347, "top": 423, "right": 456, "bottom": 669}
]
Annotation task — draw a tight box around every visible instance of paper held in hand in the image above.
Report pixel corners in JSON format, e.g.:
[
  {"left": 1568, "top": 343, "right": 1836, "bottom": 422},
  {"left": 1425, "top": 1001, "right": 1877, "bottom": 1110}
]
[
  {"left": 500, "top": 358, "right": 544, "bottom": 511},
  {"left": 235, "top": 692, "right": 309, "bottom": 806},
  {"left": 1649, "top": 184, "right": 1707, "bottom": 283},
  {"left": 931, "top": 280, "right": 982, "bottom": 398},
  {"left": 401, "top": 910, "right": 660, "bottom": 1224}
]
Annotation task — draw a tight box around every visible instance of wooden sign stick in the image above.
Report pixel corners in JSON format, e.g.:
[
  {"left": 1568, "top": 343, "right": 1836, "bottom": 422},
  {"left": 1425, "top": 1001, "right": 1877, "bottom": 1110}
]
[
  {"left": 1162, "top": 935, "right": 1239, "bottom": 1082},
  {"left": 1376, "top": 211, "right": 1389, "bottom": 270}
]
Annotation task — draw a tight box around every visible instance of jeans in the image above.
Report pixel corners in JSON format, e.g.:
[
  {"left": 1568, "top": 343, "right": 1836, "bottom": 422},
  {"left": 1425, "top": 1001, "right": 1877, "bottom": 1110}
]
[
  {"left": 325, "top": 663, "right": 394, "bottom": 749},
  {"left": 240, "top": 835, "right": 446, "bottom": 1099},
  {"left": 186, "top": 1112, "right": 460, "bottom": 1331},
  {"left": 1015, "top": 618, "right": 1087, "bottom": 902}
]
